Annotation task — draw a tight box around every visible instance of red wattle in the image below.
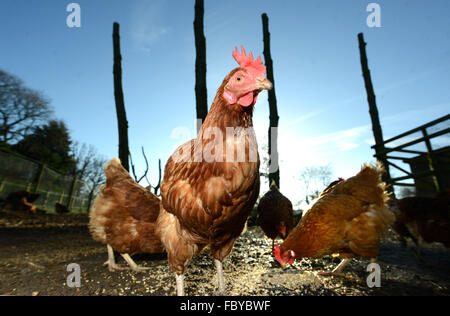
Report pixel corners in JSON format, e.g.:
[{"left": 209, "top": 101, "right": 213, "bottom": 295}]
[{"left": 238, "top": 91, "right": 254, "bottom": 107}]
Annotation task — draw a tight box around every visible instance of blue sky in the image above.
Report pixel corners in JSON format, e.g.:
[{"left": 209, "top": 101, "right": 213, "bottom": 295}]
[{"left": 1, "top": 0, "right": 449, "bottom": 206}]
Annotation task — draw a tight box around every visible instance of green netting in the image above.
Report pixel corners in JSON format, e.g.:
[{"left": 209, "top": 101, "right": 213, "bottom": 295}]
[
  {"left": 39, "top": 166, "right": 73, "bottom": 193},
  {"left": 0, "top": 150, "right": 40, "bottom": 184},
  {"left": 0, "top": 149, "right": 91, "bottom": 213}
]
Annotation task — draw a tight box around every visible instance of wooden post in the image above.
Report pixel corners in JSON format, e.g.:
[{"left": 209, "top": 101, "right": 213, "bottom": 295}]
[
  {"left": 262, "top": 13, "right": 280, "bottom": 188},
  {"left": 34, "top": 163, "right": 46, "bottom": 194},
  {"left": 113, "top": 22, "right": 130, "bottom": 171},
  {"left": 67, "top": 177, "right": 77, "bottom": 211},
  {"left": 422, "top": 128, "right": 443, "bottom": 192},
  {"left": 358, "top": 33, "right": 393, "bottom": 193},
  {"left": 43, "top": 192, "right": 50, "bottom": 209},
  {"left": 194, "top": 0, "right": 208, "bottom": 133}
]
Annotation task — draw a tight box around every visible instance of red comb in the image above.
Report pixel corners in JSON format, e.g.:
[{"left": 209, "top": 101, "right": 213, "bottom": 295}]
[{"left": 232, "top": 46, "right": 266, "bottom": 76}]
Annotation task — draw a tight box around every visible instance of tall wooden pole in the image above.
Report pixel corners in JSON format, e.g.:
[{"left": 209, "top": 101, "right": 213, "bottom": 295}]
[
  {"left": 262, "top": 13, "right": 280, "bottom": 188},
  {"left": 358, "top": 33, "right": 392, "bottom": 193},
  {"left": 194, "top": 0, "right": 208, "bottom": 133},
  {"left": 113, "top": 22, "right": 130, "bottom": 171}
]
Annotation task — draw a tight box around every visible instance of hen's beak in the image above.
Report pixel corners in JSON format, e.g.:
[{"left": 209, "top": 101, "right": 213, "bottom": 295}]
[
  {"left": 279, "top": 226, "right": 287, "bottom": 239},
  {"left": 256, "top": 78, "right": 273, "bottom": 90}
]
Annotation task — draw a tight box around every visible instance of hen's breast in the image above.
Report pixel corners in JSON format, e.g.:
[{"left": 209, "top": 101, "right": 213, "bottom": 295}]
[{"left": 161, "top": 128, "right": 260, "bottom": 242}]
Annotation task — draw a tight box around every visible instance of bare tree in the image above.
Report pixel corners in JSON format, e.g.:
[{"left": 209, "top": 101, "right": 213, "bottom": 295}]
[
  {"left": 0, "top": 70, "right": 52, "bottom": 144},
  {"left": 298, "top": 165, "right": 333, "bottom": 204},
  {"left": 129, "top": 146, "right": 162, "bottom": 196},
  {"left": 70, "top": 142, "right": 107, "bottom": 208},
  {"left": 85, "top": 156, "right": 107, "bottom": 211},
  {"left": 259, "top": 142, "right": 270, "bottom": 181},
  {"left": 71, "top": 141, "right": 97, "bottom": 179}
]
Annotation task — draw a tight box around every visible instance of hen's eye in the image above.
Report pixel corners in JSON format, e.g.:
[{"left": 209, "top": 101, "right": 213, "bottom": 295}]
[{"left": 236, "top": 77, "right": 242, "bottom": 82}]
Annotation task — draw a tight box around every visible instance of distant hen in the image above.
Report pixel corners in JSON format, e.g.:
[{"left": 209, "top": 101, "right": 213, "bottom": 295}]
[
  {"left": 392, "top": 195, "right": 450, "bottom": 257},
  {"left": 257, "top": 181, "right": 294, "bottom": 250}
]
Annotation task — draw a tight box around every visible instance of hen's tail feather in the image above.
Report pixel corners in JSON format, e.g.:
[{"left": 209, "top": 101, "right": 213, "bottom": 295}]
[
  {"left": 344, "top": 163, "right": 395, "bottom": 257},
  {"left": 90, "top": 158, "right": 141, "bottom": 241},
  {"left": 103, "top": 158, "right": 133, "bottom": 184},
  {"left": 331, "top": 162, "right": 391, "bottom": 207}
]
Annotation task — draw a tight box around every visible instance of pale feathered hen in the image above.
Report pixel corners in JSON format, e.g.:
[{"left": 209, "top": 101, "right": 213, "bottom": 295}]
[{"left": 89, "top": 158, "right": 164, "bottom": 272}]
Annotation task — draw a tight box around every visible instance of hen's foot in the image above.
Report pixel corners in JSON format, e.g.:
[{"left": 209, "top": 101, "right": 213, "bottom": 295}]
[
  {"left": 130, "top": 266, "right": 152, "bottom": 273},
  {"left": 317, "top": 271, "right": 363, "bottom": 283},
  {"left": 317, "top": 271, "right": 345, "bottom": 277},
  {"left": 120, "top": 253, "right": 151, "bottom": 273},
  {"left": 103, "top": 261, "right": 128, "bottom": 272}
]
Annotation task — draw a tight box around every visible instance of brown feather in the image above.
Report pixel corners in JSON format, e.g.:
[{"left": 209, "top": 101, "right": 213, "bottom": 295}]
[{"left": 89, "top": 158, "right": 164, "bottom": 255}]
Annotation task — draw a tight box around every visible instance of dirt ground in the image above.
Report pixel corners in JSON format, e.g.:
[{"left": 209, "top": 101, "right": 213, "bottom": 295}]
[{"left": 0, "top": 210, "right": 449, "bottom": 296}]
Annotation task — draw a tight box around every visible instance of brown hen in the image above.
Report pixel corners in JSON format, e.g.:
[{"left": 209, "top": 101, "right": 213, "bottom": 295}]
[
  {"left": 156, "top": 47, "right": 272, "bottom": 295},
  {"left": 257, "top": 180, "right": 295, "bottom": 250},
  {"left": 274, "top": 163, "right": 394, "bottom": 275},
  {"left": 89, "top": 158, "right": 164, "bottom": 272}
]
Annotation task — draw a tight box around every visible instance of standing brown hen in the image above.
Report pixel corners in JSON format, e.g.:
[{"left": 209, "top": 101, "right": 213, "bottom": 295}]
[
  {"left": 257, "top": 180, "right": 294, "bottom": 250},
  {"left": 274, "top": 163, "right": 394, "bottom": 275},
  {"left": 89, "top": 158, "right": 165, "bottom": 272},
  {"left": 156, "top": 46, "right": 272, "bottom": 295}
]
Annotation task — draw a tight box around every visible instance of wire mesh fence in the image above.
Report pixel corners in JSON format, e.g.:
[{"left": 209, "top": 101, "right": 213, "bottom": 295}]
[{"left": 0, "top": 149, "right": 92, "bottom": 213}]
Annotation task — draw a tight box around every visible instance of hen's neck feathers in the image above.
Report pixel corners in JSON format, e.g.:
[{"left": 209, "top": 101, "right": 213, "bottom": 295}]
[{"left": 200, "top": 67, "right": 254, "bottom": 134}]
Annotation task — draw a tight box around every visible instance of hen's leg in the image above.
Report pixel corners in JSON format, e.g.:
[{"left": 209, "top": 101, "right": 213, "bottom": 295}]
[
  {"left": 317, "top": 258, "right": 352, "bottom": 276},
  {"left": 120, "top": 253, "right": 151, "bottom": 273},
  {"left": 175, "top": 273, "right": 185, "bottom": 296},
  {"left": 333, "top": 258, "right": 352, "bottom": 273},
  {"left": 214, "top": 259, "right": 225, "bottom": 295},
  {"left": 103, "top": 244, "right": 127, "bottom": 272},
  {"left": 414, "top": 237, "right": 426, "bottom": 263}
]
